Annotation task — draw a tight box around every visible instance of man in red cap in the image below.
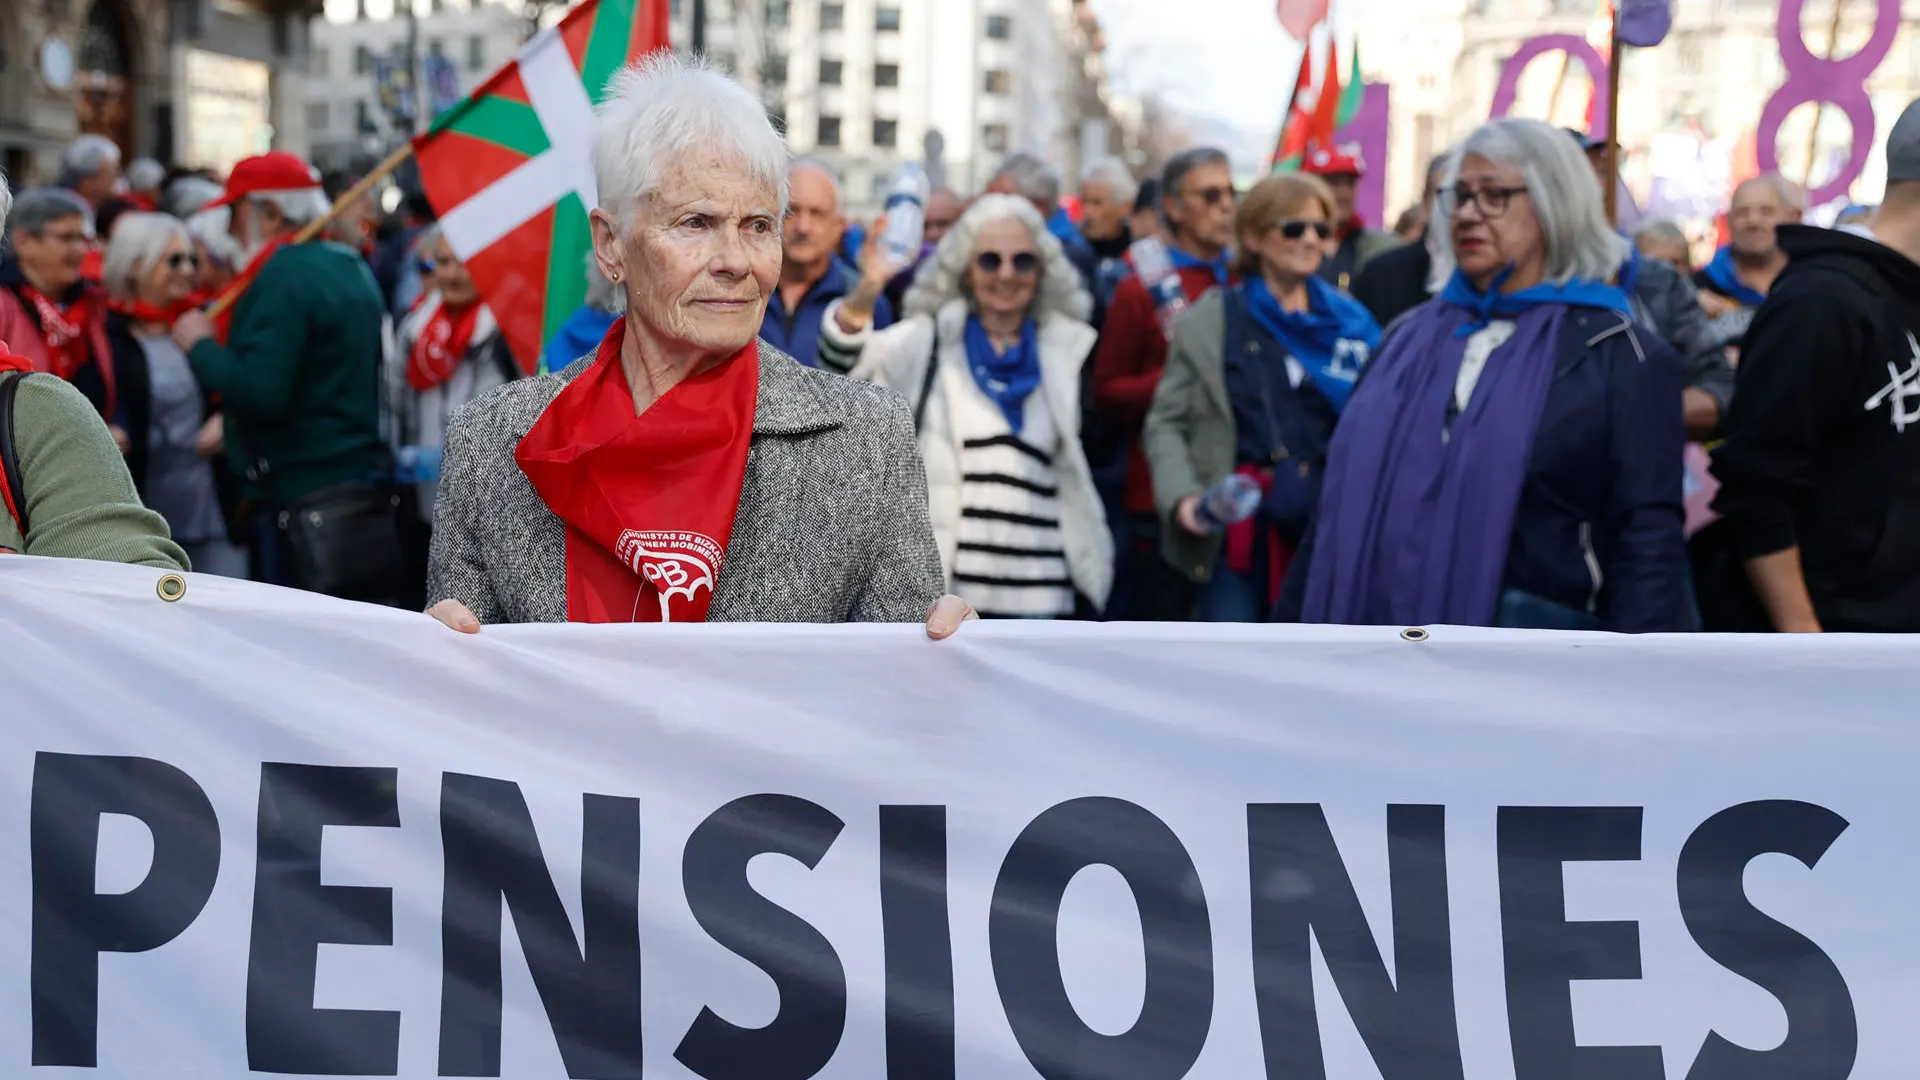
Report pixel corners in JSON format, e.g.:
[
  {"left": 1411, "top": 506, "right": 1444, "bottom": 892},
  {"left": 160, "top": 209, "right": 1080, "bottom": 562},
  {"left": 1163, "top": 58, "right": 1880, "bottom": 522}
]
[
  {"left": 1300, "top": 144, "right": 1401, "bottom": 291},
  {"left": 168, "top": 151, "right": 398, "bottom": 600}
]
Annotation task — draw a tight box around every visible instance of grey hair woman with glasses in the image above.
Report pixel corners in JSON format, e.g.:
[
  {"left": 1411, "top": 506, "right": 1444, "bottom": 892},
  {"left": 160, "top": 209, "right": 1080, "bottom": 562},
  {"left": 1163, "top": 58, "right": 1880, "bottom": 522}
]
[
  {"left": 1280, "top": 116, "right": 1689, "bottom": 632},
  {"left": 822, "top": 193, "right": 1112, "bottom": 618}
]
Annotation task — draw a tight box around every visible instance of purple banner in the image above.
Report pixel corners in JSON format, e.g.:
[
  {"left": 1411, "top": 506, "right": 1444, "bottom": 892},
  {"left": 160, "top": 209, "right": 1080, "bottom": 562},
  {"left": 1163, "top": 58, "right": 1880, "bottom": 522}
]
[
  {"left": 1756, "top": 0, "right": 1899, "bottom": 206},
  {"left": 1490, "top": 34, "right": 1610, "bottom": 143},
  {"left": 1333, "top": 82, "right": 1390, "bottom": 229}
]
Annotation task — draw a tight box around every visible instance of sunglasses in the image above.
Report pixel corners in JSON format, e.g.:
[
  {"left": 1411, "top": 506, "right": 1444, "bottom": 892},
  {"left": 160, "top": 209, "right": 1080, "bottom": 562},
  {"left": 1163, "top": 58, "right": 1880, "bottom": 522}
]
[
  {"left": 1274, "top": 219, "right": 1333, "bottom": 241},
  {"left": 166, "top": 252, "right": 201, "bottom": 271},
  {"left": 1191, "top": 185, "right": 1235, "bottom": 207},
  {"left": 975, "top": 250, "right": 1039, "bottom": 275}
]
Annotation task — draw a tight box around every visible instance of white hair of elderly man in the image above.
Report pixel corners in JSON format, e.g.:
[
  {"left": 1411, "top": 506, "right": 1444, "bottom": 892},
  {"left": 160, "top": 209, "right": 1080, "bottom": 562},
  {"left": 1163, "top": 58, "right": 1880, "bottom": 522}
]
[
  {"left": 0, "top": 169, "right": 12, "bottom": 233},
  {"left": 591, "top": 51, "right": 791, "bottom": 230}
]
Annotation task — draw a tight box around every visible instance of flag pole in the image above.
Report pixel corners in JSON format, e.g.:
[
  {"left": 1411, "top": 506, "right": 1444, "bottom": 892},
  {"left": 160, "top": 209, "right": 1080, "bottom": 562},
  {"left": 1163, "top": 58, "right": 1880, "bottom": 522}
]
[
  {"left": 205, "top": 141, "right": 416, "bottom": 319},
  {"left": 1604, "top": 12, "right": 1623, "bottom": 225},
  {"left": 1802, "top": 0, "right": 1847, "bottom": 190}
]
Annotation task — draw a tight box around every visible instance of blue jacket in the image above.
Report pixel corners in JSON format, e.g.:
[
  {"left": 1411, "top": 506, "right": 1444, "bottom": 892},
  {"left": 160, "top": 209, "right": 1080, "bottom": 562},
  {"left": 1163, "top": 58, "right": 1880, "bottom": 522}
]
[
  {"left": 1280, "top": 305, "right": 1687, "bottom": 631},
  {"left": 761, "top": 259, "right": 892, "bottom": 368}
]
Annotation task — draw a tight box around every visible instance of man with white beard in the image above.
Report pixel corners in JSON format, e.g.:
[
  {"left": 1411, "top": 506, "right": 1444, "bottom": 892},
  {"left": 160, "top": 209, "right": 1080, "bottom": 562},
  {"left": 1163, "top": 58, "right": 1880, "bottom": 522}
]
[{"left": 165, "top": 152, "right": 398, "bottom": 597}]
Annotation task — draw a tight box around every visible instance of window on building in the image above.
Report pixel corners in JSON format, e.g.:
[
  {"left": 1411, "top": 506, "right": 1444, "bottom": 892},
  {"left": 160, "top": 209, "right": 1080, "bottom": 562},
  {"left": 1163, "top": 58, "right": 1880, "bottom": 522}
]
[
  {"left": 818, "top": 115, "right": 842, "bottom": 147},
  {"left": 430, "top": 0, "right": 444, "bottom": 13},
  {"left": 982, "top": 123, "right": 1009, "bottom": 153},
  {"left": 712, "top": 51, "right": 736, "bottom": 73},
  {"left": 873, "top": 118, "right": 897, "bottom": 148},
  {"left": 467, "top": 35, "right": 485, "bottom": 71},
  {"left": 428, "top": 38, "right": 447, "bottom": 60},
  {"left": 821, "top": 3, "right": 844, "bottom": 31},
  {"left": 874, "top": 62, "right": 899, "bottom": 87},
  {"left": 764, "top": 0, "right": 789, "bottom": 28},
  {"left": 876, "top": 5, "right": 901, "bottom": 31},
  {"left": 356, "top": 100, "right": 374, "bottom": 132},
  {"left": 985, "top": 14, "right": 1012, "bottom": 40},
  {"left": 762, "top": 54, "right": 788, "bottom": 85},
  {"left": 354, "top": 45, "right": 374, "bottom": 74},
  {"left": 355, "top": 0, "right": 370, "bottom": 20},
  {"left": 307, "top": 102, "right": 331, "bottom": 134},
  {"left": 309, "top": 46, "right": 330, "bottom": 76},
  {"left": 768, "top": 104, "right": 787, "bottom": 134},
  {"left": 819, "top": 58, "right": 842, "bottom": 85},
  {"left": 671, "top": 0, "right": 683, "bottom": 17},
  {"left": 984, "top": 69, "right": 1011, "bottom": 95}
]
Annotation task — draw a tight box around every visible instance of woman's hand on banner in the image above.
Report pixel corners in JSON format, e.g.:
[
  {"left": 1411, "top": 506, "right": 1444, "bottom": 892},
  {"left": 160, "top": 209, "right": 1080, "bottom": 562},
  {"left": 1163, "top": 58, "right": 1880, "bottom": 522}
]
[
  {"left": 925, "top": 594, "right": 977, "bottom": 640},
  {"left": 427, "top": 599, "right": 482, "bottom": 634}
]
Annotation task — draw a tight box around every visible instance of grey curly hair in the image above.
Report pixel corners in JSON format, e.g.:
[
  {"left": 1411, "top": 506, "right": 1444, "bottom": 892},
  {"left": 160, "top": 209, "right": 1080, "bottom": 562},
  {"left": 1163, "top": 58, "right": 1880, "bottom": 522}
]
[{"left": 903, "top": 193, "right": 1092, "bottom": 323}]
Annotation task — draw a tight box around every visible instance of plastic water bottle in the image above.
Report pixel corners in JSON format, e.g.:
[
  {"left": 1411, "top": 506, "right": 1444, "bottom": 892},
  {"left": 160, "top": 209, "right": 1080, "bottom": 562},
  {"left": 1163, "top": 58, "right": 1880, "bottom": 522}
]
[
  {"left": 877, "top": 164, "right": 931, "bottom": 268},
  {"left": 1128, "top": 235, "right": 1189, "bottom": 341},
  {"left": 1195, "top": 473, "right": 1262, "bottom": 532}
]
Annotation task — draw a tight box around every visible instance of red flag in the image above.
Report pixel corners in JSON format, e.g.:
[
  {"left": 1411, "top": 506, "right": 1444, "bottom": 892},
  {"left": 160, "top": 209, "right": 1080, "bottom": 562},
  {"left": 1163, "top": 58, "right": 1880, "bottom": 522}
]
[{"left": 1272, "top": 38, "right": 1342, "bottom": 168}]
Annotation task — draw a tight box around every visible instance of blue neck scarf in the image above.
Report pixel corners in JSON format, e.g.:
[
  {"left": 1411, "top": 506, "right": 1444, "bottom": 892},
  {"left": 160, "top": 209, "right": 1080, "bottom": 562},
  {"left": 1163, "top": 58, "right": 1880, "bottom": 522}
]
[
  {"left": 1242, "top": 275, "right": 1382, "bottom": 413},
  {"left": 963, "top": 316, "right": 1042, "bottom": 433},
  {"left": 1167, "top": 245, "right": 1231, "bottom": 284},
  {"left": 1438, "top": 266, "right": 1633, "bottom": 337},
  {"left": 1701, "top": 246, "right": 1768, "bottom": 307}
]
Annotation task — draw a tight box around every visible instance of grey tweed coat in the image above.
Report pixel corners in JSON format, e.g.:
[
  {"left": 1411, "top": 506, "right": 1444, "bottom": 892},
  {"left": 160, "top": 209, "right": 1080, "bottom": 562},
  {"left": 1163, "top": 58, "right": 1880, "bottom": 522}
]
[{"left": 425, "top": 340, "right": 945, "bottom": 623}]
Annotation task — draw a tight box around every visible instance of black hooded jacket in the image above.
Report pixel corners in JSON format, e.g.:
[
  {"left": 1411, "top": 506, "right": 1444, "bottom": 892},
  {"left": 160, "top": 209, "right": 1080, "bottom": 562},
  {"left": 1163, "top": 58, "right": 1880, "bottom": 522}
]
[{"left": 1709, "top": 224, "right": 1920, "bottom": 631}]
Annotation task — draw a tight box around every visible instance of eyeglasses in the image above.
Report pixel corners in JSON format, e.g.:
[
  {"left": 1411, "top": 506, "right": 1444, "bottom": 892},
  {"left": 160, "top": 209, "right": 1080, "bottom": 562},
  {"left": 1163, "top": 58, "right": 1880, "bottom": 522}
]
[
  {"left": 166, "top": 252, "right": 200, "bottom": 271},
  {"left": 975, "top": 250, "right": 1039, "bottom": 275},
  {"left": 1436, "top": 185, "right": 1530, "bottom": 220},
  {"left": 1273, "top": 219, "right": 1333, "bottom": 241},
  {"left": 1190, "top": 185, "right": 1235, "bottom": 208}
]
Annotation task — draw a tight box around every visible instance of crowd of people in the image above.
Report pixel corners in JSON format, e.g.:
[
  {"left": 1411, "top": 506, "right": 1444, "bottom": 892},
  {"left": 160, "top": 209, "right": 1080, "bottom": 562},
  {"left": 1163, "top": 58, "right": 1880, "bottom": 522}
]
[{"left": 4, "top": 57, "right": 1920, "bottom": 636}]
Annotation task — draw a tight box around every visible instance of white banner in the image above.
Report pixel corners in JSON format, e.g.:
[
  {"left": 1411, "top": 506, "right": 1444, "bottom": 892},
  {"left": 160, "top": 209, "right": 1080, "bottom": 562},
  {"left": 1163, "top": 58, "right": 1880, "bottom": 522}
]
[{"left": 0, "top": 558, "right": 1908, "bottom": 1079}]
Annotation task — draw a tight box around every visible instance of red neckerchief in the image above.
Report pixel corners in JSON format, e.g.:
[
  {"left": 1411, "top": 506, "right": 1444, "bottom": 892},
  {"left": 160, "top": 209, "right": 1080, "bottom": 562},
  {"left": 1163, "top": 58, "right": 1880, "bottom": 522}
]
[
  {"left": 514, "top": 319, "right": 759, "bottom": 623},
  {"left": 0, "top": 346, "right": 31, "bottom": 546},
  {"left": 408, "top": 299, "right": 482, "bottom": 392},
  {"left": 212, "top": 236, "right": 290, "bottom": 343},
  {"left": 109, "top": 297, "right": 194, "bottom": 324},
  {"left": 1337, "top": 214, "right": 1365, "bottom": 243},
  {"left": 19, "top": 285, "right": 100, "bottom": 381}
]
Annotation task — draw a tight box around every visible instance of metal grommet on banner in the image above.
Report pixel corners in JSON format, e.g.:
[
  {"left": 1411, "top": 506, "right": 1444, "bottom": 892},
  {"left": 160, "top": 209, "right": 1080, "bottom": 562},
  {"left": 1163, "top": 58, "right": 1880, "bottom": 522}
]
[
  {"left": 156, "top": 573, "right": 187, "bottom": 603},
  {"left": 1399, "top": 627, "right": 1429, "bottom": 643}
]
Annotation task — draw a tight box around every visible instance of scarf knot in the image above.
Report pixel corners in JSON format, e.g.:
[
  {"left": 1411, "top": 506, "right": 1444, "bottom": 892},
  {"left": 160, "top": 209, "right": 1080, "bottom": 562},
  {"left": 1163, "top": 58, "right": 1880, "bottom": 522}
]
[
  {"left": 1166, "top": 246, "right": 1231, "bottom": 285},
  {"left": 1438, "top": 266, "right": 1632, "bottom": 337},
  {"left": 962, "top": 316, "right": 1042, "bottom": 433},
  {"left": 1241, "top": 275, "right": 1381, "bottom": 413}
]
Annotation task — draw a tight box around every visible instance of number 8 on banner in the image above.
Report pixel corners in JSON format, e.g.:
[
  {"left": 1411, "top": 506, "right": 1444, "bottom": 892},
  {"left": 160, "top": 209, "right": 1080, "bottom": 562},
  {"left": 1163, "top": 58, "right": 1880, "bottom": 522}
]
[{"left": 1756, "top": 0, "right": 1899, "bottom": 207}]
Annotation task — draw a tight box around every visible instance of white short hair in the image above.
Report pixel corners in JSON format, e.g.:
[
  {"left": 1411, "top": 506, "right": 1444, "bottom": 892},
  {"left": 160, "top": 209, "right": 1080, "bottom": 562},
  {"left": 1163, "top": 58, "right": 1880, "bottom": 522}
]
[
  {"left": 592, "top": 51, "right": 790, "bottom": 229},
  {"left": 126, "top": 158, "right": 166, "bottom": 194},
  {"left": 1440, "top": 117, "right": 1628, "bottom": 285},
  {"left": 0, "top": 170, "right": 11, "bottom": 234},
  {"left": 60, "top": 135, "right": 121, "bottom": 186},
  {"left": 164, "top": 176, "right": 225, "bottom": 218},
  {"left": 185, "top": 206, "right": 242, "bottom": 268},
  {"left": 990, "top": 152, "right": 1062, "bottom": 209},
  {"left": 1080, "top": 157, "right": 1138, "bottom": 207},
  {"left": 789, "top": 157, "right": 842, "bottom": 208},
  {"left": 103, "top": 212, "right": 191, "bottom": 302},
  {"left": 250, "top": 188, "right": 331, "bottom": 227},
  {"left": 903, "top": 193, "right": 1092, "bottom": 323}
]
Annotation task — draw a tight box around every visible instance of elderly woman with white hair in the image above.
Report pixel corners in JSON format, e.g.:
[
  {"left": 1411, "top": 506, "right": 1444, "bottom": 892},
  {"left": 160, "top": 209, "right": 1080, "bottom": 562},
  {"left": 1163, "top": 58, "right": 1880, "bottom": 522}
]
[
  {"left": 101, "top": 213, "right": 245, "bottom": 576},
  {"left": 1285, "top": 116, "right": 1687, "bottom": 632},
  {"left": 423, "top": 54, "right": 968, "bottom": 634},
  {"left": 822, "top": 194, "right": 1112, "bottom": 618}
]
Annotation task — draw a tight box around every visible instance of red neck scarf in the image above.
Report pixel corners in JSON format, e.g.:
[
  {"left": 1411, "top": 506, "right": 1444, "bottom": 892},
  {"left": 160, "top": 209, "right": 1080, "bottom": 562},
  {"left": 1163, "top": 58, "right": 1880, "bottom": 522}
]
[
  {"left": 408, "top": 299, "right": 483, "bottom": 392},
  {"left": 20, "top": 285, "right": 100, "bottom": 381},
  {"left": 109, "top": 297, "right": 194, "bottom": 326},
  {"left": 514, "top": 320, "right": 760, "bottom": 623}
]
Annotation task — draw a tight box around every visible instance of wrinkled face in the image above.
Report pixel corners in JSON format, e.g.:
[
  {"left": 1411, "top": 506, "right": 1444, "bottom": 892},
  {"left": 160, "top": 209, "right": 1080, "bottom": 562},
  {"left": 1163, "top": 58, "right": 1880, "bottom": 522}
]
[
  {"left": 782, "top": 166, "right": 843, "bottom": 269},
  {"left": 966, "top": 216, "right": 1041, "bottom": 323},
  {"left": 139, "top": 232, "right": 197, "bottom": 307},
  {"left": 1449, "top": 154, "right": 1544, "bottom": 289},
  {"left": 1322, "top": 173, "right": 1359, "bottom": 222},
  {"left": 1245, "top": 198, "right": 1331, "bottom": 282},
  {"left": 593, "top": 158, "right": 783, "bottom": 357},
  {"left": 1166, "top": 161, "right": 1236, "bottom": 250},
  {"left": 923, "top": 189, "right": 963, "bottom": 246},
  {"left": 427, "top": 234, "right": 478, "bottom": 308},
  {"left": 13, "top": 213, "right": 90, "bottom": 294},
  {"left": 1728, "top": 182, "right": 1796, "bottom": 259},
  {"left": 1080, "top": 180, "right": 1130, "bottom": 239}
]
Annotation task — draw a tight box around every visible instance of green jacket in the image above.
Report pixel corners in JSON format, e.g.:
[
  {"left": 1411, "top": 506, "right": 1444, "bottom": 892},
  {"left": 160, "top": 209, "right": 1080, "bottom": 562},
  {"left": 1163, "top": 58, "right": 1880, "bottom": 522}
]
[
  {"left": 188, "top": 242, "right": 387, "bottom": 504},
  {"left": 0, "top": 372, "right": 188, "bottom": 569},
  {"left": 1141, "top": 289, "right": 1235, "bottom": 584}
]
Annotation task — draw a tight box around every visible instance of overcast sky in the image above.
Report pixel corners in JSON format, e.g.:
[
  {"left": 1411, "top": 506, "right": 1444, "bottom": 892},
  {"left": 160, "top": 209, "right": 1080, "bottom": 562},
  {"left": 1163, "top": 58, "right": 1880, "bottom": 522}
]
[{"left": 1085, "top": 0, "right": 1315, "bottom": 139}]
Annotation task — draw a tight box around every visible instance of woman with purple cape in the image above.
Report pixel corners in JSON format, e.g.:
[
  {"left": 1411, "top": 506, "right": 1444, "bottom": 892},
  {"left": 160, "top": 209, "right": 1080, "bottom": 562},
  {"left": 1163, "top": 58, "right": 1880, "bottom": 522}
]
[{"left": 1283, "top": 117, "right": 1688, "bottom": 632}]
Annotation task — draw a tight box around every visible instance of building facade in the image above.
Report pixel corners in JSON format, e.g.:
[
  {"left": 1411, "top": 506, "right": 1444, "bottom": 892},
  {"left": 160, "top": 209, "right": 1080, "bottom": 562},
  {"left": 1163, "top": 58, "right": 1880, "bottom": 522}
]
[
  {"left": 1371, "top": 0, "right": 1920, "bottom": 224},
  {"left": 2, "top": 0, "right": 319, "bottom": 186}
]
